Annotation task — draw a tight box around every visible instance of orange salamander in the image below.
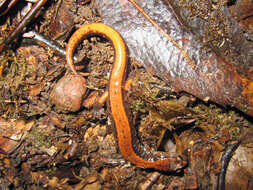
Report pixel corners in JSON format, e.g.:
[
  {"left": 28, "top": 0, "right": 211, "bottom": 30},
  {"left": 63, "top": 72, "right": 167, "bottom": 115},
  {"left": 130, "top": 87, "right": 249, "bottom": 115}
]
[{"left": 66, "top": 23, "right": 186, "bottom": 171}]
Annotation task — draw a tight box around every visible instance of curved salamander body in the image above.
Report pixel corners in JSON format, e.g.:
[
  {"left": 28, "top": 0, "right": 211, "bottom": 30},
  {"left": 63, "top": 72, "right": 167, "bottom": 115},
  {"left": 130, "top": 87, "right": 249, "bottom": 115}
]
[{"left": 66, "top": 23, "right": 186, "bottom": 171}]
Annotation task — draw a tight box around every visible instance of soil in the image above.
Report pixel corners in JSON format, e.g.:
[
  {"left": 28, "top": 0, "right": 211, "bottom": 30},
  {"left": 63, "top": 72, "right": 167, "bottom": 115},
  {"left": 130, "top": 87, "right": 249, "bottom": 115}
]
[{"left": 0, "top": 0, "right": 252, "bottom": 189}]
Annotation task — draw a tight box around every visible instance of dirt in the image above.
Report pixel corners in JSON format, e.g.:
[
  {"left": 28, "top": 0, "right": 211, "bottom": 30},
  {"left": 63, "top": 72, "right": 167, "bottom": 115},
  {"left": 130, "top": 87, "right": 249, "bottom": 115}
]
[{"left": 0, "top": 0, "right": 252, "bottom": 189}]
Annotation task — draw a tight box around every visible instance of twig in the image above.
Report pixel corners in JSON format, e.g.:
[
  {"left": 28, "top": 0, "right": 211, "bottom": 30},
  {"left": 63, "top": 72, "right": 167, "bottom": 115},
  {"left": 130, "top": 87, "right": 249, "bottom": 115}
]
[
  {"left": 0, "top": 0, "right": 19, "bottom": 16},
  {"left": 139, "top": 172, "right": 161, "bottom": 190},
  {"left": 0, "top": 0, "right": 47, "bottom": 53},
  {"left": 216, "top": 141, "right": 241, "bottom": 190},
  {"left": 22, "top": 30, "right": 77, "bottom": 62},
  {"left": 127, "top": 0, "right": 195, "bottom": 68}
]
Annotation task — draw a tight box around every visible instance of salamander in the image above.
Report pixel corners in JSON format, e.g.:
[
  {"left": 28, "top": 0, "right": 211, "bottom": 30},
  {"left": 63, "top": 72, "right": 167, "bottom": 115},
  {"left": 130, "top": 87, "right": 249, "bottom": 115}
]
[{"left": 66, "top": 23, "right": 186, "bottom": 171}]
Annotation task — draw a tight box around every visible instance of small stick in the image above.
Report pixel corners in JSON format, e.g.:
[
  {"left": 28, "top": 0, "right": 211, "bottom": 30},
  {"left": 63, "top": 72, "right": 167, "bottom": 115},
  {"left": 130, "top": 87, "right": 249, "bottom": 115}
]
[
  {"left": 0, "top": 0, "right": 19, "bottom": 16},
  {"left": 0, "top": 0, "right": 47, "bottom": 53},
  {"left": 216, "top": 141, "right": 241, "bottom": 190},
  {"left": 23, "top": 30, "right": 77, "bottom": 62},
  {"left": 127, "top": 0, "right": 195, "bottom": 68}
]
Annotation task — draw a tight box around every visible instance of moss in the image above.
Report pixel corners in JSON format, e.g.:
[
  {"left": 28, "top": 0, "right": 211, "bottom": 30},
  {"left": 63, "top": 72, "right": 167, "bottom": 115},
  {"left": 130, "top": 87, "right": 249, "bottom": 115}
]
[
  {"left": 26, "top": 126, "right": 52, "bottom": 149},
  {"left": 193, "top": 104, "right": 247, "bottom": 139}
]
